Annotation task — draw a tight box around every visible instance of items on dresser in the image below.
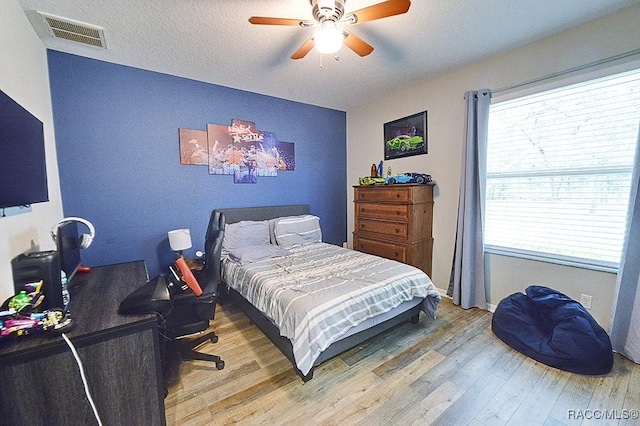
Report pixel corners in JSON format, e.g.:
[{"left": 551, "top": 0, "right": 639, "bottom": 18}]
[{"left": 353, "top": 183, "right": 435, "bottom": 276}]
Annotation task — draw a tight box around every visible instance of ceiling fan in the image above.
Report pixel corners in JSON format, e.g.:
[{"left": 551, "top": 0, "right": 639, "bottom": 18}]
[{"left": 248, "top": 0, "right": 411, "bottom": 59}]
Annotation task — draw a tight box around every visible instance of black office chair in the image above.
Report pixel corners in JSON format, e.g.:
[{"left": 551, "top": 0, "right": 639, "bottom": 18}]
[{"left": 164, "top": 211, "right": 226, "bottom": 380}]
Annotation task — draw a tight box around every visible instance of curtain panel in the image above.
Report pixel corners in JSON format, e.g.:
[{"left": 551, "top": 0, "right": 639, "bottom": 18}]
[
  {"left": 608, "top": 125, "right": 640, "bottom": 363},
  {"left": 448, "top": 90, "right": 491, "bottom": 309}
]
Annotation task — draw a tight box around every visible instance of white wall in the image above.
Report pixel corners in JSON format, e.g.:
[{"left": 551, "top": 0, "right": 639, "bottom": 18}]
[
  {"left": 0, "top": 0, "right": 63, "bottom": 303},
  {"left": 346, "top": 5, "right": 640, "bottom": 328}
]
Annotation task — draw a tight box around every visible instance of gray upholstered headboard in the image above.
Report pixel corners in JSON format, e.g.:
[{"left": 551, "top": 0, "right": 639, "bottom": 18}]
[{"left": 216, "top": 204, "right": 310, "bottom": 224}]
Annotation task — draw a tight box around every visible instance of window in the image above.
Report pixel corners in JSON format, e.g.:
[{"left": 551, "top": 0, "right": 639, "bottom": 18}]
[{"left": 485, "top": 69, "right": 640, "bottom": 271}]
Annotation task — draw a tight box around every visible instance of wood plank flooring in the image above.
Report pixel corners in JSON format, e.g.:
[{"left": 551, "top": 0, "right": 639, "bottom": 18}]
[{"left": 164, "top": 298, "right": 639, "bottom": 425}]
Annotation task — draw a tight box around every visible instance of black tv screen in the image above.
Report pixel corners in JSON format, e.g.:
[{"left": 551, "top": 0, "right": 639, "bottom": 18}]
[{"left": 0, "top": 89, "right": 49, "bottom": 209}]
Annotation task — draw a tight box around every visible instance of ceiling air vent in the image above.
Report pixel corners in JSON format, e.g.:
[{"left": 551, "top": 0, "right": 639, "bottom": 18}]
[{"left": 36, "top": 11, "right": 106, "bottom": 48}]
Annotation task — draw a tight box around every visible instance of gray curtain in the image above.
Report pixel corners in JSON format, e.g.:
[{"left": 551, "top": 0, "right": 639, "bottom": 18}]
[
  {"left": 608, "top": 125, "right": 640, "bottom": 363},
  {"left": 448, "top": 90, "right": 491, "bottom": 309}
]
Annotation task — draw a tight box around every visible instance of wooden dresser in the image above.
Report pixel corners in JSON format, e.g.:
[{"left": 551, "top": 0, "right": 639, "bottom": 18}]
[{"left": 353, "top": 184, "right": 434, "bottom": 276}]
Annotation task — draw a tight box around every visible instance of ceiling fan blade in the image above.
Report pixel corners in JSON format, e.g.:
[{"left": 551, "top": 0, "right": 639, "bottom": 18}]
[
  {"left": 343, "top": 31, "right": 374, "bottom": 57},
  {"left": 248, "top": 16, "right": 304, "bottom": 26},
  {"left": 347, "top": 0, "right": 411, "bottom": 24},
  {"left": 291, "top": 38, "right": 315, "bottom": 60}
]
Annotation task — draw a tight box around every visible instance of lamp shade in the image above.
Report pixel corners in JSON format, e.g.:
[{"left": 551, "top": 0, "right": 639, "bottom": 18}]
[{"left": 168, "top": 228, "right": 192, "bottom": 252}]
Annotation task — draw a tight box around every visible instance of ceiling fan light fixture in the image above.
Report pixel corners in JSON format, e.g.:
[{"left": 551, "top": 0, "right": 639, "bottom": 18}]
[
  {"left": 315, "top": 21, "right": 343, "bottom": 54},
  {"left": 317, "top": 0, "right": 335, "bottom": 17},
  {"left": 250, "top": 0, "right": 407, "bottom": 60}
]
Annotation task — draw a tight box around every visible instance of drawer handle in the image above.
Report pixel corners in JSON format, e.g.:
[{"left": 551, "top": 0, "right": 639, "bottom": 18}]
[
  {"left": 394, "top": 251, "right": 399, "bottom": 257},
  {"left": 361, "top": 224, "right": 366, "bottom": 229},
  {"left": 396, "top": 194, "right": 400, "bottom": 198},
  {"left": 396, "top": 210, "right": 400, "bottom": 215},
  {"left": 395, "top": 228, "right": 400, "bottom": 233}
]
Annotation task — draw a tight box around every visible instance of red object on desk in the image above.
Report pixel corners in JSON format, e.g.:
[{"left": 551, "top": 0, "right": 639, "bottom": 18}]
[{"left": 175, "top": 256, "right": 202, "bottom": 296}]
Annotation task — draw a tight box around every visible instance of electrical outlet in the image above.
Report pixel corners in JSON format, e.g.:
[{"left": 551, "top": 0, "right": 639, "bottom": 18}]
[{"left": 580, "top": 294, "right": 593, "bottom": 309}]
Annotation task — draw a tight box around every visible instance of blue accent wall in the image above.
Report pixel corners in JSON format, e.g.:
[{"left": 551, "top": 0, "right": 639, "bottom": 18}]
[{"left": 48, "top": 51, "right": 347, "bottom": 278}]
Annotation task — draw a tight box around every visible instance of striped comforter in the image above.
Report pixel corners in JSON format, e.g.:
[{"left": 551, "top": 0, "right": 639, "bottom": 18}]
[{"left": 222, "top": 242, "right": 441, "bottom": 375}]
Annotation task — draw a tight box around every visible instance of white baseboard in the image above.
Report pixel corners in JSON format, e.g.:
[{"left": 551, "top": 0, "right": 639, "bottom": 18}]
[{"left": 437, "top": 287, "right": 497, "bottom": 313}]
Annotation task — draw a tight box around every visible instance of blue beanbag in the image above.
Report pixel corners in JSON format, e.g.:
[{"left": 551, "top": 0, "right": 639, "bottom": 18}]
[{"left": 491, "top": 285, "right": 613, "bottom": 375}]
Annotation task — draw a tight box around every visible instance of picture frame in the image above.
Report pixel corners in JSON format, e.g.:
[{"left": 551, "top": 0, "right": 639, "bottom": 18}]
[
  {"left": 383, "top": 111, "right": 427, "bottom": 160},
  {"left": 178, "top": 128, "right": 208, "bottom": 165}
]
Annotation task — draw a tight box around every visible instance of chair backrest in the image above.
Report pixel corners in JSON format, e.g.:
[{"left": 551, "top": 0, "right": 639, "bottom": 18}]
[{"left": 201, "top": 210, "right": 225, "bottom": 290}]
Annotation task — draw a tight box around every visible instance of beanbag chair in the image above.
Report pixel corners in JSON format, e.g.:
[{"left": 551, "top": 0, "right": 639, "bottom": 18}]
[{"left": 491, "top": 285, "right": 613, "bottom": 375}]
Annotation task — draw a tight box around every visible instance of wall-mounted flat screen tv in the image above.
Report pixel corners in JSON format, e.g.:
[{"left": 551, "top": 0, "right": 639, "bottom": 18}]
[{"left": 0, "top": 89, "right": 49, "bottom": 209}]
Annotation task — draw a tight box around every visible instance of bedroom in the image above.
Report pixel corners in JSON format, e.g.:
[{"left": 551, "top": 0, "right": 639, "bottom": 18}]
[{"left": 1, "top": 0, "right": 639, "bottom": 424}]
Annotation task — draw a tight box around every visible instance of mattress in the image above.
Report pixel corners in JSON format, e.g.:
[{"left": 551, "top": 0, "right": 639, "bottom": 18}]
[{"left": 222, "top": 242, "right": 441, "bottom": 375}]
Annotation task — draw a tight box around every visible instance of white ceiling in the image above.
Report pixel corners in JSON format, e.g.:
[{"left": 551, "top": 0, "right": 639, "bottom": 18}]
[{"left": 18, "top": 0, "right": 640, "bottom": 111}]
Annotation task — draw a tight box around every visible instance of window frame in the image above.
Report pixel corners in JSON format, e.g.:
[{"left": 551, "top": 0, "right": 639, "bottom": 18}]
[{"left": 484, "top": 59, "right": 640, "bottom": 273}]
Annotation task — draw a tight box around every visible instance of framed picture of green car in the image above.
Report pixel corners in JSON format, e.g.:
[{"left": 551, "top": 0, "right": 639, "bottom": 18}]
[{"left": 383, "top": 111, "right": 427, "bottom": 160}]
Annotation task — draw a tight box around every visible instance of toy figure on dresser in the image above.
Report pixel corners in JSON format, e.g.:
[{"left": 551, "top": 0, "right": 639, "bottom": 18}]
[
  {"left": 384, "top": 172, "right": 433, "bottom": 185},
  {"left": 361, "top": 161, "right": 386, "bottom": 185},
  {"left": 385, "top": 174, "right": 413, "bottom": 184},
  {"left": 405, "top": 172, "right": 432, "bottom": 184},
  {"left": 370, "top": 161, "right": 385, "bottom": 178},
  {"left": 359, "top": 176, "right": 386, "bottom": 185}
]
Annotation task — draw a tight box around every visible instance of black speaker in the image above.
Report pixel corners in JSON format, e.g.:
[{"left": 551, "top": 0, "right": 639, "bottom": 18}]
[{"left": 11, "top": 250, "right": 63, "bottom": 310}]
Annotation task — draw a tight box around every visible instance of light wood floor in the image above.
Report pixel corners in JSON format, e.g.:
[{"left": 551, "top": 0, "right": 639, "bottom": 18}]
[{"left": 164, "top": 297, "right": 639, "bottom": 425}]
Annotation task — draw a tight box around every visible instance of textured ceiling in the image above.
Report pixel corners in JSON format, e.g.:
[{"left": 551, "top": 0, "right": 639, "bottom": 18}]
[{"left": 17, "top": 0, "right": 640, "bottom": 110}]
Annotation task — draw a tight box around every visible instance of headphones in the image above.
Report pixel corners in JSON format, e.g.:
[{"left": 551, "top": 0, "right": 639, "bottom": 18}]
[{"left": 50, "top": 217, "right": 96, "bottom": 249}]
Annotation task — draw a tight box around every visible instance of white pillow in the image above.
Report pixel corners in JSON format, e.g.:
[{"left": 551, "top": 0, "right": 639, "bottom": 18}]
[
  {"left": 273, "top": 215, "right": 322, "bottom": 247},
  {"left": 227, "top": 244, "right": 290, "bottom": 265},
  {"left": 268, "top": 216, "right": 302, "bottom": 244},
  {"left": 222, "top": 220, "right": 270, "bottom": 256}
]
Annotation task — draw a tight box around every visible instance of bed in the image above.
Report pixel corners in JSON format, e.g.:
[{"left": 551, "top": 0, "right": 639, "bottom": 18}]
[{"left": 214, "top": 205, "right": 441, "bottom": 381}]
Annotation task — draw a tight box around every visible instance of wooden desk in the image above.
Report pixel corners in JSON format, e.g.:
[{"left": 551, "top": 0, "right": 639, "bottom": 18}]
[{"left": 0, "top": 261, "right": 166, "bottom": 425}]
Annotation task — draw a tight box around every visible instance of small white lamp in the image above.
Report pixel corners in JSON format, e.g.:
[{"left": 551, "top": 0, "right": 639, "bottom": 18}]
[
  {"left": 167, "top": 228, "right": 203, "bottom": 296},
  {"left": 168, "top": 228, "right": 192, "bottom": 257}
]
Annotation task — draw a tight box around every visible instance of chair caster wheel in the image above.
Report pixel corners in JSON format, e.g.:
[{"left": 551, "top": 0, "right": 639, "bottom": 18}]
[
  {"left": 210, "top": 335, "right": 218, "bottom": 343},
  {"left": 216, "top": 360, "right": 225, "bottom": 370}
]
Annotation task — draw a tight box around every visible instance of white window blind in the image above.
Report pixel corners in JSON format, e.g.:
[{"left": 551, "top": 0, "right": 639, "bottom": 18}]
[{"left": 485, "top": 69, "right": 640, "bottom": 270}]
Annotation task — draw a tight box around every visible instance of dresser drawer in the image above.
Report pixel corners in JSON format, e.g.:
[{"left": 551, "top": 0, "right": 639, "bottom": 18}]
[
  {"left": 353, "top": 183, "right": 434, "bottom": 276},
  {"left": 355, "top": 186, "right": 413, "bottom": 203},
  {"left": 356, "top": 203, "right": 409, "bottom": 221},
  {"left": 355, "top": 218, "right": 408, "bottom": 239},
  {"left": 353, "top": 236, "right": 407, "bottom": 263}
]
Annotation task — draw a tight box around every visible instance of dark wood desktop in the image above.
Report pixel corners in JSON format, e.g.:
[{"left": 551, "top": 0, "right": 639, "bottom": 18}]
[{"left": 0, "top": 260, "right": 166, "bottom": 425}]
